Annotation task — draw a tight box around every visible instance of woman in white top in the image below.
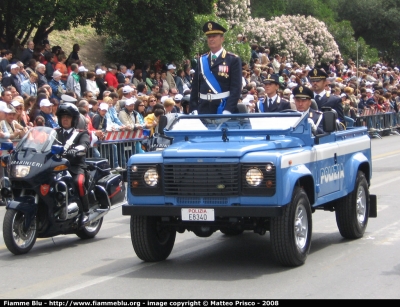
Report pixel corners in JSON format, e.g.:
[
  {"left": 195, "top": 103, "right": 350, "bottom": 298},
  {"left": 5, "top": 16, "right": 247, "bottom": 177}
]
[{"left": 86, "top": 71, "right": 100, "bottom": 100}]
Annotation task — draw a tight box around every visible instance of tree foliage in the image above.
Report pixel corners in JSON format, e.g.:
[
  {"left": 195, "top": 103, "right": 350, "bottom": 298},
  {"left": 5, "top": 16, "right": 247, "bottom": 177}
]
[
  {"left": 335, "top": 0, "right": 400, "bottom": 62},
  {"left": 99, "top": 0, "right": 214, "bottom": 66},
  {"left": 249, "top": 0, "right": 380, "bottom": 65},
  {"left": 0, "top": 0, "right": 113, "bottom": 46}
]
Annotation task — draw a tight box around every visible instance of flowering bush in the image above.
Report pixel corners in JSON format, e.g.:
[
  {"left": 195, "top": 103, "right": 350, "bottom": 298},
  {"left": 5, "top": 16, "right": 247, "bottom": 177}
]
[
  {"left": 217, "top": 0, "right": 251, "bottom": 27},
  {"left": 216, "top": 0, "right": 340, "bottom": 66},
  {"left": 243, "top": 15, "right": 340, "bottom": 66}
]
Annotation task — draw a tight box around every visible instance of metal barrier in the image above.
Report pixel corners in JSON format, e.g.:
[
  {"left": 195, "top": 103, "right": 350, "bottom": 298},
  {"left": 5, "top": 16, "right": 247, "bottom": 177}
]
[
  {"left": 354, "top": 111, "right": 400, "bottom": 138},
  {"left": 87, "top": 130, "right": 146, "bottom": 170}
]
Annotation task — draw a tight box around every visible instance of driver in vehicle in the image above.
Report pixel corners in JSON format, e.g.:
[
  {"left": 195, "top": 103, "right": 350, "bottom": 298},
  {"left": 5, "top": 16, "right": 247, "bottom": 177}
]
[
  {"left": 55, "top": 103, "right": 91, "bottom": 224},
  {"left": 292, "top": 85, "right": 324, "bottom": 135}
]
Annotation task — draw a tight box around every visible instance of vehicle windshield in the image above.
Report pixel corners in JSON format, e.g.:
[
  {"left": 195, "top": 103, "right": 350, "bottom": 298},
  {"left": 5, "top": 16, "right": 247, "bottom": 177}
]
[
  {"left": 15, "top": 127, "right": 58, "bottom": 153},
  {"left": 167, "top": 113, "right": 304, "bottom": 132}
]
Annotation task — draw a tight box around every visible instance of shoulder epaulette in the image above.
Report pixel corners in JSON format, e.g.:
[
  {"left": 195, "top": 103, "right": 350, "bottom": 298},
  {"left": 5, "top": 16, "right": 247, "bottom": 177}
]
[{"left": 227, "top": 51, "right": 238, "bottom": 57}]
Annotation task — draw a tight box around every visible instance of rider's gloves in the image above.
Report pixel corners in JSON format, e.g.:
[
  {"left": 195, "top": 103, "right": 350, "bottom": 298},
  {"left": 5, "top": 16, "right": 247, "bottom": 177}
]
[{"left": 65, "top": 148, "right": 78, "bottom": 157}]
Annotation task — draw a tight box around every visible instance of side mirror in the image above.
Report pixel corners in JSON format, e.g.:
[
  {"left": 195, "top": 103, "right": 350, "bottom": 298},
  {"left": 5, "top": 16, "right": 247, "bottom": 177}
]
[
  {"left": 158, "top": 115, "right": 168, "bottom": 135},
  {"left": 0, "top": 142, "right": 13, "bottom": 151}
]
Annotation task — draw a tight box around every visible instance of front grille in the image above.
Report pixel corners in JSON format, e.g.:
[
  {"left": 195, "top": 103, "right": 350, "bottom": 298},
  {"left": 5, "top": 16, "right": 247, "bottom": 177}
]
[{"left": 164, "top": 164, "right": 239, "bottom": 197}]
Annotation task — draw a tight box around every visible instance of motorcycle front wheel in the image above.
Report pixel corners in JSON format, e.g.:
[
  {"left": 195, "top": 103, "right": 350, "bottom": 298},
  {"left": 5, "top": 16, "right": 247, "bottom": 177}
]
[
  {"left": 76, "top": 217, "right": 103, "bottom": 239},
  {"left": 3, "top": 209, "right": 37, "bottom": 255}
]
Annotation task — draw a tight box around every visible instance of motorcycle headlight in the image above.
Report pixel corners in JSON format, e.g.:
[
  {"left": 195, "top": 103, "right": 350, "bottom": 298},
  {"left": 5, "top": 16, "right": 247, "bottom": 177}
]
[
  {"left": 246, "top": 167, "right": 263, "bottom": 186},
  {"left": 13, "top": 165, "right": 31, "bottom": 178},
  {"left": 144, "top": 168, "right": 158, "bottom": 187}
]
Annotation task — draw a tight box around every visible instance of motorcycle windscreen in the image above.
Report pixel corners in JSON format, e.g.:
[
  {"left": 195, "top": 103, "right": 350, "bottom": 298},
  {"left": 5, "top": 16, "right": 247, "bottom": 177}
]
[{"left": 15, "top": 127, "right": 58, "bottom": 153}]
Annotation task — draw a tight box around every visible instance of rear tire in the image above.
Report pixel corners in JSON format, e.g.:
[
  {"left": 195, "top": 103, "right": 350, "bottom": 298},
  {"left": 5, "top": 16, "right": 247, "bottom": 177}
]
[
  {"left": 131, "top": 216, "right": 176, "bottom": 262},
  {"left": 270, "top": 187, "right": 312, "bottom": 267},
  {"left": 76, "top": 217, "right": 103, "bottom": 239},
  {"left": 335, "top": 171, "right": 369, "bottom": 239},
  {"left": 3, "top": 209, "right": 37, "bottom": 255}
]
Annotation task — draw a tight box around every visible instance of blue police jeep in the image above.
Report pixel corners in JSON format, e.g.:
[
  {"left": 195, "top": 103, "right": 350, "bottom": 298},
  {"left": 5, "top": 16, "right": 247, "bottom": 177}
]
[{"left": 122, "top": 109, "right": 377, "bottom": 267}]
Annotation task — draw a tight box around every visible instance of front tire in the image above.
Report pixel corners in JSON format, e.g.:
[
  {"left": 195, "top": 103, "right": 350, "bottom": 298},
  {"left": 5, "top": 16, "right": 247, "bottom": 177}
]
[
  {"left": 130, "top": 216, "right": 176, "bottom": 262},
  {"left": 335, "top": 171, "right": 369, "bottom": 239},
  {"left": 76, "top": 217, "right": 103, "bottom": 239},
  {"left": 270, "top": 187, "right": 312, "bottom": 267},
  {"left": 3, "top": 209, "right": 37, "bottom": 255}
]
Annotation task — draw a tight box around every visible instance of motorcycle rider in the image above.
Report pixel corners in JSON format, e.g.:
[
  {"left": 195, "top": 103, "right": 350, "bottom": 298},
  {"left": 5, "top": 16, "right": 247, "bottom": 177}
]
[{"left": 55, "top": 103, "right": 91, "bottom": 225}]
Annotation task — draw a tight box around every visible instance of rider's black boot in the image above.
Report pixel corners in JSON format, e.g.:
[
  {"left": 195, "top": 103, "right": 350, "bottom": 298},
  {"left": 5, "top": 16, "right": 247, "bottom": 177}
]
[{"left": 80, "top": 194, "right": 90, "bottom": 225}]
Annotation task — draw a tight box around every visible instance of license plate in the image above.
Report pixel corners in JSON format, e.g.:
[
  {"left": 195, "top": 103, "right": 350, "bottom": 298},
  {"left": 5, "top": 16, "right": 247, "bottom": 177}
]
[{"left": 181, "top": 208, "right": 215, "bottom": 221}]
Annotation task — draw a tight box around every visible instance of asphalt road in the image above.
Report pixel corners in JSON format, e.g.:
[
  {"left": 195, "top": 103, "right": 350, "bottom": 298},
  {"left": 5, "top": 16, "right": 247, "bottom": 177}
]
[{"left": 0, "top": 135, "right": 399, "bottom": 299}]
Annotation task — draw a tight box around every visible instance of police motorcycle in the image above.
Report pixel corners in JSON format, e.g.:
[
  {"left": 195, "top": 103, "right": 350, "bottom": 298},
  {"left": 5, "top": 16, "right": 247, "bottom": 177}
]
[{"left": 1, "top": 125, "right": 126, "bottom": 255}]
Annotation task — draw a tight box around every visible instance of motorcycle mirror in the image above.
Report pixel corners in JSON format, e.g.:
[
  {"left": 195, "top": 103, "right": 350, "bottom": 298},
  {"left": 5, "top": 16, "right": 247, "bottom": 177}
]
[
  {"left": 51, "top": 145, "right": 64, "bottom": 155},
  {"left": 1, "top": 142, "right": 13, "bottom": 151}
]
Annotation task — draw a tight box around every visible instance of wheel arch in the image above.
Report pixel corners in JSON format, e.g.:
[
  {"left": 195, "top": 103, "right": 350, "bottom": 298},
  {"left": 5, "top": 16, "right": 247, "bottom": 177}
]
[
  {"left": 281, "top": 165, "right": 315, "bottom": 205},
  {"left": 345, "top": 153, "right": 371, "bottom": 192}
]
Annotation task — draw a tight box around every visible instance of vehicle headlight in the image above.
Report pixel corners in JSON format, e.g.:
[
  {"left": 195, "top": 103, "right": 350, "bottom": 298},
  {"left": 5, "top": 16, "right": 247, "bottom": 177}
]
[
  {"left": 246, "top": 168, "right": 263, "bottom": 186},
  {"left": 144, "top": 168, "right": 158, "bottom": 186},
  {"left": 13, "top": 165, "right": 31, "bottom": 178}
]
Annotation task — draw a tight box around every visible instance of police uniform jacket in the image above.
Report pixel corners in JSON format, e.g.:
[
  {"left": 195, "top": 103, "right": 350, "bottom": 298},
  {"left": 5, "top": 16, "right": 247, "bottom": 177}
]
[
  {"left": 56, "top": 128, "right": 90, "bottom": 174},
  {"left": 315, "top": 92, "right": 344, "bottom": 124},
  {"left": 254, "top": 96, "right": 291, "bottom": 113},
  {"left": 189, "top": 49, "right": 242, "bottom": 114}
]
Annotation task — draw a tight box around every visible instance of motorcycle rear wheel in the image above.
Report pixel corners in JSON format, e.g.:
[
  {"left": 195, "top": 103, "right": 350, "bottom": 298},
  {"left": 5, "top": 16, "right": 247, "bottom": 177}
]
[
  {"left": 76, "top": 217, "right": 103, "bottom": 239},
  {"left": 3, "top": 209, "right": 37, "bottom": 255}
]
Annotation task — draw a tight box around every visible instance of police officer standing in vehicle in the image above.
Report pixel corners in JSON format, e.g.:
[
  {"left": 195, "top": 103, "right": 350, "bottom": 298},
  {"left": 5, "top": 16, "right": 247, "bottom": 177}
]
[
  {"left": 309, "top": 68, "right": 345, "bottom": 125},
  {"left": 292, "top": 85, "right": 325, "bottom": 135},
  {"left": 254, "top": 74, "right": 291, "bottom": 112},
  {"left": 55, "top": 103, "right": 91, "bottom": 224},
  {"left": 189, "top": 21, "right": 242, "bottom": 114}
]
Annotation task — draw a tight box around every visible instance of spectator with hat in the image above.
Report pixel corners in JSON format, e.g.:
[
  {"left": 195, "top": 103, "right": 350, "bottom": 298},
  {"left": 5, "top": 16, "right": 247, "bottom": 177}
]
[
  {"left": 1, "top": 105, "right": 28, "bottom": 140},
  {"left": 255, "top": 74, "right": 290, "bottom": 112},
  {"left": 95, "top": 68, "right": 107, "bottom": 100},
  {"left": 78, "top": 65, "right": 89, "bottom": 96},
  {"left": 49, "top": 70, "right": 66, "bottom": 102},
  {"left": 309, "top": 68, "right": 345, "bottom": 124},
  {"left": 166, "top": 64, "right": 177, "bottom": 91},
  {"left": 189, "top": 21, "right": 242, "bottom": 115},
  {"left": 2, "top": 64, "right": 22, "bottom": 95},
  {"left": 172, "top": 94, "right": 183, "bottom": 113},
  {"left": 116, "top": 85, "right": 135, "bottom": 112},
  {"left": 39, "top": 98, "right": 59, "bottom": 128},
  {"left": 118, "top": 98, "right": 138, "bottom": 130}
]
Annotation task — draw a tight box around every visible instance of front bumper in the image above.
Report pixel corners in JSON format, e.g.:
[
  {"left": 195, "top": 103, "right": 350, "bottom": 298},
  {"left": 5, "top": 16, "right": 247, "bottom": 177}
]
[{"left": 122, "top": 205, "right": 283, "bottom": 217}]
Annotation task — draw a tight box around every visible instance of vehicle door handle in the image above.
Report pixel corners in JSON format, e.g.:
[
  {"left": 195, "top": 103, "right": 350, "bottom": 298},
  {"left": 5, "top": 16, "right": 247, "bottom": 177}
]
[{"left": 334, "top": 153, "right": 337, "bottom": 164}]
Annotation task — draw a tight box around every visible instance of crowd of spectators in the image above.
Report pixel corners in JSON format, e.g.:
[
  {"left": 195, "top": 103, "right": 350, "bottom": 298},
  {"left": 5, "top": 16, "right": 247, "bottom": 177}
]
[
  {"left": 1, "top": 38, "right": 400, "bottom": 153},
  {"left": 242, "top": 43, "right": 400, "bottom": 121}
]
